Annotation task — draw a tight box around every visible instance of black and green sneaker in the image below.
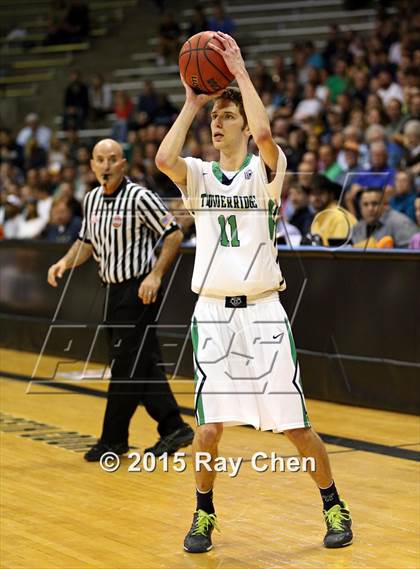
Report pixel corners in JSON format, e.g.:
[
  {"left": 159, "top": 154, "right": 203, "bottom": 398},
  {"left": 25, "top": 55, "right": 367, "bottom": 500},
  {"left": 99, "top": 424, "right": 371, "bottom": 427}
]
[
  {"left": 184, "top": 509, "right": 220, "bottom": 553},
  {"left": 323, "top": 500, "right": 353, "bottom": 548}
]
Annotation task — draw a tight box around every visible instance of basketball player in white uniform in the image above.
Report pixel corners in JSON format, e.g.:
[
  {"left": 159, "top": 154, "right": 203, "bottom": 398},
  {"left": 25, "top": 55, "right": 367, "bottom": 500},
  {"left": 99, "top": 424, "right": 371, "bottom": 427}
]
[{"left": 156, "top": 32, "right": 353, "bottom": 553}]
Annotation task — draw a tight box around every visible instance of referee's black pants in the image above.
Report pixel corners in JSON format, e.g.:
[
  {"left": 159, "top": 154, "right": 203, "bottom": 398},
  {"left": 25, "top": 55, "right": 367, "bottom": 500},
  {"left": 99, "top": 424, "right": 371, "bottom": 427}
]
[{"left": 100, "top": 277, "right": 184, "bottom": 445}]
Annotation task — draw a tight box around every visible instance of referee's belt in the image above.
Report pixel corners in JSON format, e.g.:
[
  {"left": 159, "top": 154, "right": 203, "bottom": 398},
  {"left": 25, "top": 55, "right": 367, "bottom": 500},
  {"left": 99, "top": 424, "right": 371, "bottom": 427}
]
[{"left": 200, "top": 288, "right": 281, "bottom": 308}]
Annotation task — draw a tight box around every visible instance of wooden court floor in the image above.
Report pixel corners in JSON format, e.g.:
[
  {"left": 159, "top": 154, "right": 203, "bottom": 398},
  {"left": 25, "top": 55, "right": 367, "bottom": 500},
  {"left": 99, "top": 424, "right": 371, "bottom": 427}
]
[{"left": 1, "top": 347, "right": 419, "bottom": 569}]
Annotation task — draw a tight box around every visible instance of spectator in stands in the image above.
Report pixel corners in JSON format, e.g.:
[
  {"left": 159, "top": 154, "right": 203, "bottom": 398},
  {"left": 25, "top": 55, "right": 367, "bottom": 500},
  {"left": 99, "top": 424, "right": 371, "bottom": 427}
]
[
  {"left": 24, "top": 168, "right": 40, "bottom": 192},
  {"left": 0, "top": 128, "right": 23, "bottom": 170},
  {"left": 399, "top": 120, "right": 420, "bottom": 178},
  {"left": 350, "top": 70, "right": 369, "bottom": 108},
  {"left": 153, "top": 94, "right": 179, "bottom": 126},
  {"left": 42, "top": 198, "right": 82, "bottom": 243},
  {"left": 307, "top": 67, "right": 329, "bottom": 104},
  {"left": 318, "top": 144, "right": 343, "bottom": 182},
  {"left": 76, "top": 145, "right": 90, "bottom": 168},
  {"left": 346, "top": 141, "right": 396, "bottom": 217},
  {"left": 287, "top": 128, "right": 306, "bottom": 171},
  {"left": 16, "top": 113, "right": 51, "bottom": 152},
  {"left": 23, "top": 139, "right": 48, "bottom": 171},
  {"left": 252, "top": 61, "right": 274, "bottom": 96},
  {"left": 276, "top": 213, "right": 302, "bottom": 247},
  {"left": 156, "top": 11, "right": 181, "bottom": 66},
  {"left": 385, "top": 98, "right": 406, "bottom": 136},
  {"left": 16, "top": 197, "right": 47, "bottom": 239},
  {"left": 0, "top": 163, "right": 23, "bottom": 192},
  {"left": 137, "top": 80, "right": 159, "bottom": 125},
  {"left": 309, "top": 174, "right": 357, "bottom": 246},
  {"left": 337, "top": 141, "right": 361, "bottom": 187},
  {"left": 322, "top": 105, "right": 345, "bottom": 143},
  {"left": 376, "top": 67, "right": 404, "bottom": 107},
  {"left": 322, "top": 24, "right": 342, "bottom": 70},
  {"left": 297, "top": 161, "right": 315, "bottom": 194},
  {"left": 208, "top": 3, "right": 235, "bottom": 36},
  {"left": 55, "top": 182, "right": 83, "bottom": 218},
  {"left": 63, "top": 70, "right": 90, "bottom": 130},
  {"left": 365, "top": 123, "right": 403, "bottom": 169},
  {"left": 389, "top": 171, "right": 417, "bottom": 222},
  {"left": 48, "top": 137, "right": 67, "bottom": 169},
  {"left": 352, "top": 187, "right": 417, "bottom": 248},
  {"left": 63, "top": 0, "right": 90, "bottom": 42},
  {"left": 408, "top": 195, "right": 420, "bottom": 249},
  {"left": 325, "top": 58, "right": 349, "bottom": 103},
  {"left": 291, "top": 42, "right": 311, "bottom": 86},
  {"left": 302, "top": 151, "right": 318, "bottom": 173},
  {"left": 111, "top": 90, "right": 134, "bottom": 142},
  {"left": 293, "top": 83, "right": 323, "bottom": 123},
  {"left": 89, "top": 74, "right": 113, "bottom": 123},
  {"left": 188, "top": 5, "right": 209, "bottom": 37},
  {"left": 305, "top": 40, "right": 324, "bottom": 70},
  {"left": 336, "top": 92, "right": 352, "bottom": 124},
  {"left": 287, "top": 184, "right": 314, "bottom": 237},
  {"left": 44, "top": 0, "right": 71, "bottom": 45},
  {"left": 0, "top": 195, "right": 22, "bottom": 238},
  {"left": 404, "top": 91, "right": 420, "bottom": 123},
  {"left": 271, "top": 55, "right": 286, "bottom": 84},
  {"left": 62, "top": 128, "right": 82, "bottom": 162}
]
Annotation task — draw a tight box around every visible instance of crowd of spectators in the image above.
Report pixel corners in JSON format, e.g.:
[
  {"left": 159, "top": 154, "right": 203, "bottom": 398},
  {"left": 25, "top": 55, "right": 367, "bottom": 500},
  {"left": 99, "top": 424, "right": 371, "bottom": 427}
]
[{"left": 1, "top": 3, "right": 419, "bottom": 249}]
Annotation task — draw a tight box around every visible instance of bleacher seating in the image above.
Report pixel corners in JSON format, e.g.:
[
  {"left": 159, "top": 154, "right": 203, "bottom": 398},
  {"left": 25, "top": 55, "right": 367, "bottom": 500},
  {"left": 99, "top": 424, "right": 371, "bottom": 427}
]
[{"left": 0, "top": 0, "right": 136, "bottom": 100}]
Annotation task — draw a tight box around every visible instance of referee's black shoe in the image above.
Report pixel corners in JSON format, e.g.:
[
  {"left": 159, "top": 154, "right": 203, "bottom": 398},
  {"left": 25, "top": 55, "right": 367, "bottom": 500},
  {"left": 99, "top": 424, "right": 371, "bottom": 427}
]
[
  {"left": 84, "top": 440, "right": 129, "bottom": 462},
  {"left": 144, "top": 424, "right": 194, "bottom": 457}
]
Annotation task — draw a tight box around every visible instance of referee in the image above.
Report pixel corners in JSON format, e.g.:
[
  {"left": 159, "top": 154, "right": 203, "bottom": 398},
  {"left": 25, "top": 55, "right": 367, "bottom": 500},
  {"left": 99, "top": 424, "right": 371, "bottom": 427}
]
[{"left": 47, "top": 138, "right": 193, "bottom": 461}]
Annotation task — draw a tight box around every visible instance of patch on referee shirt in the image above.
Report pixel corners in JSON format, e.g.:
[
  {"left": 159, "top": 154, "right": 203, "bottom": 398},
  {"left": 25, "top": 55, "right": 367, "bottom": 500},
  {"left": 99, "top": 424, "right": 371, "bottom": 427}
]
[
  {"left": 160, "top": 212, "right": 175, "bottom": 227},
  {"left": 112, "top": 214, "right": 122, "bottom": 228}
]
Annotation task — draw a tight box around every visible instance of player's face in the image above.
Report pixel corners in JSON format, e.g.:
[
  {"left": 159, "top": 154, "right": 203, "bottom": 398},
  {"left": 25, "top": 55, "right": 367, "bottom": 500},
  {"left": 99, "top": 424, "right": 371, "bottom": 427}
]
[
  {"left": 91, "top": 141, "right": 126, "bottom": 190},
  {"left": 210, "top": 101, "right": 248, "bottom": 150}
]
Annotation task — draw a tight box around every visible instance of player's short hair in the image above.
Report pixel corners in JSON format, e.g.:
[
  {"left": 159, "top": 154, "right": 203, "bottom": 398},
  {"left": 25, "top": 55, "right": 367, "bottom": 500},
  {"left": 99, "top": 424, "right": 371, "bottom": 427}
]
[{"left": 215, "top": 87, "right": 248, "bottom": 128}]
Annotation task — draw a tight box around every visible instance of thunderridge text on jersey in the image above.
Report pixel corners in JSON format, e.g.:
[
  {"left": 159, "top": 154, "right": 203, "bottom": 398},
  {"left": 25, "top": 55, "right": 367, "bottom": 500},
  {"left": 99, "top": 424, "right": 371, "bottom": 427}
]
[{"left": 200, "top": 193, "right": 259, "bottom": 209}]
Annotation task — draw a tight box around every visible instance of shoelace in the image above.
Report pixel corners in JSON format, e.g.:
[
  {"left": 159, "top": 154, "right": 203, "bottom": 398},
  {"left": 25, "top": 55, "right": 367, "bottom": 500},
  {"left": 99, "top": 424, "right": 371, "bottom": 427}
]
[
  {"left": 324, "top": 504, "right": 351, "bottom": 531},
  {"left": 192, "top": 510, "right": 220, "bottom": 536}
]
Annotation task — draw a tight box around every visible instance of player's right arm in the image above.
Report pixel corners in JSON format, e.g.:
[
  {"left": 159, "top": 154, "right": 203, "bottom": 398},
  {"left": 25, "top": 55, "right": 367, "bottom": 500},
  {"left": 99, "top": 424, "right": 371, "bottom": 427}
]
[
  {"left": 47, "top": 239, "right": 93, "bottom": 287},
  {"left": 155, "top": 79, "right": 217, "bottom": 190}
]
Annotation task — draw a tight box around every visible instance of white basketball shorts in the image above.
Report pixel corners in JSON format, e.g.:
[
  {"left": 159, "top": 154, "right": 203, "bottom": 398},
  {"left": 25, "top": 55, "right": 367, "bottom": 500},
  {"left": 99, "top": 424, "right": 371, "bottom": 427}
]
[{"left": 191, "top": 293, "right": 310, "bottom": 432}]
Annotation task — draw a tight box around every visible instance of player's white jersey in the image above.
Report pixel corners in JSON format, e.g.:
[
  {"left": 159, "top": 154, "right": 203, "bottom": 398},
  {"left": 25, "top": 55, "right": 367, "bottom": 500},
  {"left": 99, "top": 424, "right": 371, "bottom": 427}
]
[{"left": 180, "top": 149, "right": 287, "bottom": 297}]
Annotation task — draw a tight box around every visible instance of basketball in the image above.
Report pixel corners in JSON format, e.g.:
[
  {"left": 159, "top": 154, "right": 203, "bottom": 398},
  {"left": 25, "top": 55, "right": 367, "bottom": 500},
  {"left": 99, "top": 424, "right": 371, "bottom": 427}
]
[{"left": 179, "top": 31, "right": 234, "bottom": 94}]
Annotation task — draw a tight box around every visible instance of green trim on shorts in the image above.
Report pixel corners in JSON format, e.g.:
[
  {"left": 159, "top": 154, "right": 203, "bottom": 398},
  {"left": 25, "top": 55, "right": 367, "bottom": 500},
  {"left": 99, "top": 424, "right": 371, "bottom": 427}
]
[
  {"left": 191, "top": 317, "right": 205, "bottom": 425},
  {"left": 285, "top": 318, "right": 310, "bottom": 428}
]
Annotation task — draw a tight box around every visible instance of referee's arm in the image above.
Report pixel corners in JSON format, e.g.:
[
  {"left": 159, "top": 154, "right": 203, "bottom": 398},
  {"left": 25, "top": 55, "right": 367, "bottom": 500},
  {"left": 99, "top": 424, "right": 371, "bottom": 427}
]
[
  {"left": 136, "top": 189, "right": 183, "bottom": 305},
  {"left": 139, "top": 227, "right": 183, "bottom": 304},
  {"left": 47, "top": 238, "right": 93, "bottom": 287}
]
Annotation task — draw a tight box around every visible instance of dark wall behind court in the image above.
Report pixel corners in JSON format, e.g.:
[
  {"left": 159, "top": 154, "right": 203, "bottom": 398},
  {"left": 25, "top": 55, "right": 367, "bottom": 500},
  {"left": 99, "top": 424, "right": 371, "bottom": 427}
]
[{"left": 1, "top": 241, "right": 419, "bottom": 414}]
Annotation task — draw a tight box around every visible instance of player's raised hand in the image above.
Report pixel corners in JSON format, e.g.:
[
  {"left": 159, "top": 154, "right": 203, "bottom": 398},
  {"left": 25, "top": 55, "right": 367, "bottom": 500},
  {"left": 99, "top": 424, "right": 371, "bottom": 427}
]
[
  {"left": 209, "top": 32, "right": 245, "bottom": 78},
  {"left": 47, "top": 259, "right": 67, "bottom": 287},
  {"left": 180, "top": 75, "right": 223, "bottom": 107}
]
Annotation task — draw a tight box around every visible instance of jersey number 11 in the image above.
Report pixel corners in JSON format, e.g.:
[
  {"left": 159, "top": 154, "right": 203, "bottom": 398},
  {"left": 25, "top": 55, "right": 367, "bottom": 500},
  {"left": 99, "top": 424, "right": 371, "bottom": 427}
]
[{"left": 218, "top": 214, "right": 240, "bottom": 247}]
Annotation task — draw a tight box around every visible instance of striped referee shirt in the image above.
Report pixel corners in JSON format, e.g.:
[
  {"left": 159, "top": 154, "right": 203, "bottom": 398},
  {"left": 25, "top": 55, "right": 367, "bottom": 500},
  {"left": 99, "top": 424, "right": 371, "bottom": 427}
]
[{"left": 78, "top": 177, "right": 179, "bottom": 284}]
